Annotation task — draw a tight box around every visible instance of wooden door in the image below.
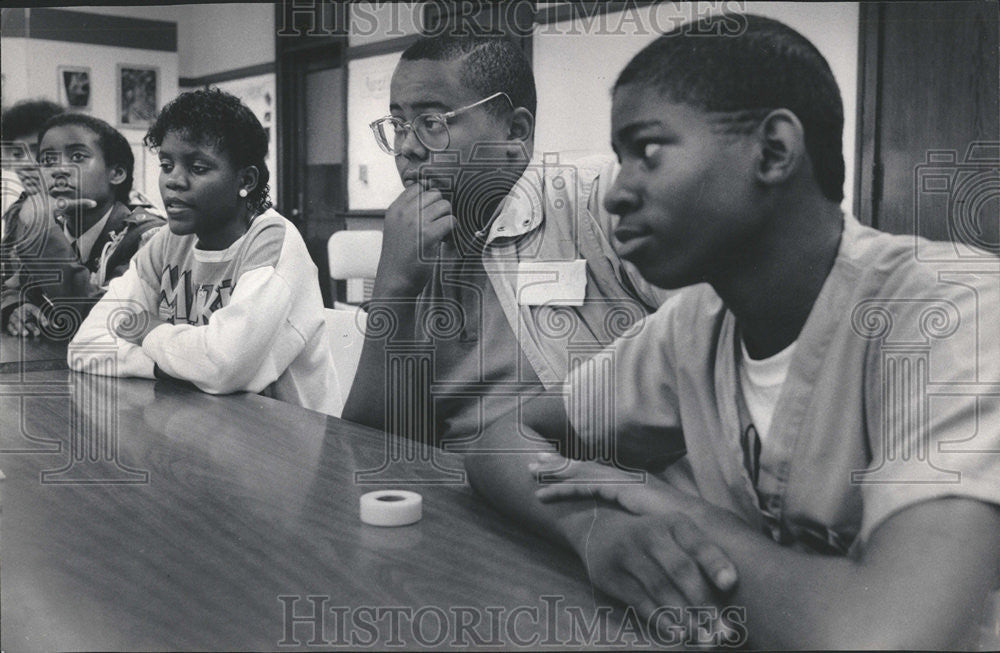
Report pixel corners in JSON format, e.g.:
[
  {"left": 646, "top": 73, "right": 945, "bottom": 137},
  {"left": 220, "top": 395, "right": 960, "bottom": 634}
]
[{"left": 857, "top": 1, "right": 998, "bottom": 253}]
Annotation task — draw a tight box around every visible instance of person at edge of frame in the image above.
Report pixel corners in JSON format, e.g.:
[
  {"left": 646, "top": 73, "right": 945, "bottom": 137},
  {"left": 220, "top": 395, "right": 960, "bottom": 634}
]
[{"left": 464, "top": 14, "right": 1000, "bottom": 649}]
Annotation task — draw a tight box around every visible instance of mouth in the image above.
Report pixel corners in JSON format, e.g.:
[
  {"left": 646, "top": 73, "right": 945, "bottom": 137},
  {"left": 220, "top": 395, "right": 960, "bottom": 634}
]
[
  {"left": 164, "top": 198, "right": 193, "bottom": 213},
  {"left": 401, "top": 169, "right": 453, "bottom": 192},
  {"left": 613, "top": 224, "right": 652, "bottom": 258}
]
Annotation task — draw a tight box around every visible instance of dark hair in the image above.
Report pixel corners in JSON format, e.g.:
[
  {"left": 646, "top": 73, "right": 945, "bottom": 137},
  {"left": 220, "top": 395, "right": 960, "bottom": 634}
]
[
  {"left": 1, "top": 99, "right": 65, "bottom": 142},
  {"left": 144, "top": 88, "right": 271, "bottom": 213},
  {"left": 38, "top": 113, "right": 134, "bottom": 204},
  {"left": 615, "top": 14, "right": 845, "bottom": 202},
  {"left": 401, "top": 34, "right": 536, "bottom": 118}
]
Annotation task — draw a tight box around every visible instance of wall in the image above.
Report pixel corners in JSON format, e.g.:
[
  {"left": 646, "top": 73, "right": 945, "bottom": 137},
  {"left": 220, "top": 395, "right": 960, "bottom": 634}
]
[
  {"left": 4, "top": 2, "right": 861, "bottom": 215},
  {"left": 1, "top": 11, "right": 179, "bottom": 209},
  {"left": 345, "top": 3, "right": 422, "bottom": 210},
  {"left": 534, "top": 2, "right": 859, "bottom": 212},
  {"left": 347, "top": 51, "right": 405, "bottom": 210},
  {"left": 63, "top": 5, "right": 184, "bottom": 22},
  {"left": 2, "top": 4, "right": 278, "bottom": 210},
  {"left": 348, "top": 2, "right": 423, "bottom": 47},
  {"left": 177, "top": 3, "right": 275, "bottom": 79}
]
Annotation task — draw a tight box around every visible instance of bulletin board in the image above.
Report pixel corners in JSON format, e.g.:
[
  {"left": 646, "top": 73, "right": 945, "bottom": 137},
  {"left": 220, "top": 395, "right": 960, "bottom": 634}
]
[
  {"left": 213, "top": 73, "right": 279, "bottom": 205},
  {"left": 347, "top": 51, "right": 405, "bottom": 211}
]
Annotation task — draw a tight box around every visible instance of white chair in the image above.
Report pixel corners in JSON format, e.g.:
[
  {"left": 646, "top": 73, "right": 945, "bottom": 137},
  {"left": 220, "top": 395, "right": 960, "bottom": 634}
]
[
  {"left": 327, "top": 230, "right": 382, "bottom": 310},
  {"left": 324, "top": 307, "right": 367, "bottom": 402}
]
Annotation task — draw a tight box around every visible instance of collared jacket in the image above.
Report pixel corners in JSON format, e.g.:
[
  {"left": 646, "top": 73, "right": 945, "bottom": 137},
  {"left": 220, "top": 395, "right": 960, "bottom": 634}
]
[{"left": 415, "top": 154, "right": 672, "bottom": 390}]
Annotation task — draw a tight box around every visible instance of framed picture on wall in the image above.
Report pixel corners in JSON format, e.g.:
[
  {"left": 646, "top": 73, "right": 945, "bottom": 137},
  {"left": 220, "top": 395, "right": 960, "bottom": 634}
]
[
  {"left": 117, "top": 65, "right": 158, "bottom": 128},
  {"left": 58, "top": 66, "right": 92, "bottom": 111}
]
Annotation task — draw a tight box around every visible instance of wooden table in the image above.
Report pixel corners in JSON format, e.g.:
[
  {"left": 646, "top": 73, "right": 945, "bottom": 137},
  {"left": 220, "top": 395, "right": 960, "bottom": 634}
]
[
  {"left": 0, "top": 369, "right": 632, "bottom": 650},
  {"left": 0, "top": 332, "right": 68, "bottom": 373}
]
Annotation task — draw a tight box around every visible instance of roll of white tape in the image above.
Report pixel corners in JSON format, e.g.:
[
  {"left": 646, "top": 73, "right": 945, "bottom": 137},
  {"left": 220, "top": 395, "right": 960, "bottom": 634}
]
[{"left": 360, "top": 490, "right": 422, "bottom": 527}]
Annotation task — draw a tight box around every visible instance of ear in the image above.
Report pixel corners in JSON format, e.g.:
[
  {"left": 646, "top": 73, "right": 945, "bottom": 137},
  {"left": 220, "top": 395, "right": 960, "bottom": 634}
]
[
  {"left": 754, "top": 109, "right": 806, "bottom": 188},
  {"left": 107, "top": 164, "right": 127, "bottom": 188},
  {"left": 239, "top": 165, "right": 260, "bottom": 196},
  {"left": 507, "top": 107, "right": 534, "bottom": 144}
]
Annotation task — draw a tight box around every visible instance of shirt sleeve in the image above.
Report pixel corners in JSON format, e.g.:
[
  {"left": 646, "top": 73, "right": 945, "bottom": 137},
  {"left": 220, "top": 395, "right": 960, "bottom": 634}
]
[
  {"left": 140, "top": 264, "right": 306, "bottom": 395},
  {"left": 66, "top": 255, "right": 158, "bottom": 379},
  {"left": 857, "top": 269, "right": 1000, "bottom": 543},
  {"left": 565, "top": 293, "right": 687, "bottom": 468}
]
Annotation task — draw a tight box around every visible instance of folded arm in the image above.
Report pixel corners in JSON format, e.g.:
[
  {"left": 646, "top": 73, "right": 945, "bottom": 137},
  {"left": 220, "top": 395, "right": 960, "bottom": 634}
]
[
  {"left": 532, "top": 452, "right": 1000, "bottom": 648},
  {"left": 666, "top": 491, "right": 1000, "bottom": 648},
  {"left": 467, "top": 392, "right": 1000, "bottom": 649},
  {"left": 67, "top": 258, "right": 158, "bottom": 378},
  {"left": 140, "top": 266, "right": 301, "bottom": 395},
  {"left": 464, "top": 392, "right": 737, "bottom": 613}
]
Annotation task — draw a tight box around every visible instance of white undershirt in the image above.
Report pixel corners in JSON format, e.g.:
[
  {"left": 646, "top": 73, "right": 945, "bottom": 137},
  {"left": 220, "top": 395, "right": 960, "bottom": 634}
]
[{"left": 738, "top": 338, "right": 797, "bottom": 446}]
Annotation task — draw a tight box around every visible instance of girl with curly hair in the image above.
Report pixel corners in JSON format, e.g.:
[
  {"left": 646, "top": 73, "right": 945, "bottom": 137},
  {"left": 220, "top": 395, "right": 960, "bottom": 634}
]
[{"left": 69, "top": 89, "right": 342, "bottom": 416}]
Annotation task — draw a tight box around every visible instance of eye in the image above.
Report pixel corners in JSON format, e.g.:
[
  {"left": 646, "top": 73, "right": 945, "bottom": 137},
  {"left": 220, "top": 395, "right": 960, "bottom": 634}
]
[
  {"left": 391, "top": 120, "right": 409, "bottom": 137},
  {"left": 159, "top": 161, "right": 173, "bottom": 173},
  {"left": 641, "top": 142, "right": 663, "bottom": 162},
  {"left": 420, "top": 116, "right": 448, "bottom": 134},
  {"left": 70, "top": 152, "right": 87, "bottom": 163},
  {"left": 39, "top": 153, "right": 58, "bottom": 167},
  {"left": 190, "top": 163, "right": 210, "bottom": 175}
]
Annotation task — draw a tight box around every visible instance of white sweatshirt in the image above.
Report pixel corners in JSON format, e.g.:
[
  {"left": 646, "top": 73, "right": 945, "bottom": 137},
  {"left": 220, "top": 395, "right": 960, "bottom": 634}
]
[{"left": 68, "top": 209, "right": 342, "bottom": 416}]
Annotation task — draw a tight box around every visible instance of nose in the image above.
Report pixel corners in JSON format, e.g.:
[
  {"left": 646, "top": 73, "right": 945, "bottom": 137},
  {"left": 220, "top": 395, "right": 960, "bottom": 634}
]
[
  {"left": 604, "top": 167, "right": 642, "bottom": 217},
  {"left": 396, "top": 125, "right": 427, "bottom": 160},
  {"left": 44, "top": 160, "right": 71, "bottom": 188},
  {"left": 162, "top": 167, "right": 187, "bottom": 191}
]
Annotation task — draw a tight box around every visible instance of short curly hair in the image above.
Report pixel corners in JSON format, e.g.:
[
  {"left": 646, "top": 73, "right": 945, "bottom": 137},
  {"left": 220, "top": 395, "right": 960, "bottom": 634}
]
[
  {"left": 144, "top": 88, "right": 271, "bottom": 213},
  {"left": 38, "top": 113, "right": 135, "bottom": 204},
  {"left": 615, "top": 14, "right": 845, "bottom": 203}
]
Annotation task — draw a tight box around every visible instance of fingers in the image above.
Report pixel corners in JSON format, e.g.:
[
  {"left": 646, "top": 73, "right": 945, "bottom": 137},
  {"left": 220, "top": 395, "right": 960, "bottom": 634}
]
[
  {"left": 636, "top": 522, "right": 715, "bottom": 608},
  {"left": 390, "top": 184, "right": 445, "bottom": 213},
  {"left": 528, "top": 451, "right": 571, "bottom": 474},
  {"left": 24, "top": 304, "right": 50, "bottom": 329},
  {"left": 667, "top": 514, "right": 738, "bottom": 594},
  {"left": 52, "top": 197, "right": 98, "bottom": 218},
  {"left": 421, "top": 212, "right": 455, "bottom": 247},
  {"left": 8, "top": 306, "right": 41, "bottom": 337},
  {"left": 420, "top": 197, "right": 454, "bottom": 225},
  {"left": 534, "top": 482, "right": 595, "bottom": 503},
  {"left": 415, "top": 186, "right": 446, "bottom": 208},
  {"left": 594, "top": 523, "right": 691, "bottom": 618},
  {"left": 22, "top": 195, "right": 98, "bottom": 220},
  {"left": 531, "top": 452, "right": 630, "bottom": 484},
  {"left": 386, "top": 186, "right": 454, "bottom": 234},
  {"left": 617, "top": 570, "right": 679, "bottom": 623}
]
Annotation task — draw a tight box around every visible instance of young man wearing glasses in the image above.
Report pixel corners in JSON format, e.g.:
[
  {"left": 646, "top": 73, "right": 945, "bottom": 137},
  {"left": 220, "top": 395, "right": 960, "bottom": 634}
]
[{"left": 342, "top": 34, "right": 671, "bottom": 446}]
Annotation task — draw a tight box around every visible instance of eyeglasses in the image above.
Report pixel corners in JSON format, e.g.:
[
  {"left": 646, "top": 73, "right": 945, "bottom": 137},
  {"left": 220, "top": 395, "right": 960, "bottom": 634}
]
[{"left": 370, "top": 92, "right": 512, "bottom": 156}]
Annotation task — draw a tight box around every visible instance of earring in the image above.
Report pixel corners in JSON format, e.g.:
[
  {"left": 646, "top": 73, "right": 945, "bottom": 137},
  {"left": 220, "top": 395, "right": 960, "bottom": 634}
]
[{"left": 239, "top": 189, "right": 248, "bottom": 198}]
